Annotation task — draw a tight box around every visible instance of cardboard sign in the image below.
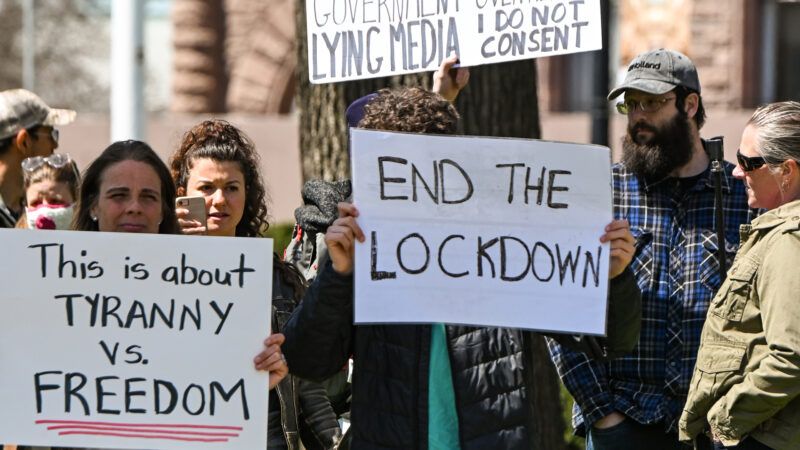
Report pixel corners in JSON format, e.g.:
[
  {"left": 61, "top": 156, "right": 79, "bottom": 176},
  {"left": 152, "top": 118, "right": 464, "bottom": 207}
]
[
  {"left": 0, "top": 230, "right": 273, "bottom": 450},
  {"left": 307, "top": 0, "right": 602, "bottom": 83},
  {"left": 351, "top": 129, "right": 612, "bottom": 334}
]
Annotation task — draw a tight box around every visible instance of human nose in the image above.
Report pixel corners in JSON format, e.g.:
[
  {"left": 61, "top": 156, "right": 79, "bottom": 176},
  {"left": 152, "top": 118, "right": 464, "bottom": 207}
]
[
  {"left": 211, "top": 189, "right": 226, "bottom": 206},
  {"left": 628, "top": 104, "right": 648, "bottom": 121},
  {"left": 125, "top": 198, "right": 144, "bottom": 214},
  {"left": 732, "top": 164, "right": 745, "bottom": 180}
]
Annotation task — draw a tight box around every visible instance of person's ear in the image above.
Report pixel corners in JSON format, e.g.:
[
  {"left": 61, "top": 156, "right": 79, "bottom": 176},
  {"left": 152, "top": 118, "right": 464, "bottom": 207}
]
[
  {"left": 683, "top": 92, "right": 699, "bottom": 119},
  {"left": 782, "top": 159, "right": 799, "bottom": 179},
  {"left": 13, "top": 129, "right": 31, "bottom": 157},
  {"left": 177, "top": 186, "right": 186, "bottom": 197}
]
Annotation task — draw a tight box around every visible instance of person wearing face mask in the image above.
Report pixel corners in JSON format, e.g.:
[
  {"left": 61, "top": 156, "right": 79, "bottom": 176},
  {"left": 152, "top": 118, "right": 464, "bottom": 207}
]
[
  {"left": 547, "top": 49, "right": 754, "bottom": 449},
  {"left": 678, "top": 101, "right": 800, "bottom": 450},
  {"left": 16, "top": 153, "right": 79, "bottom": 230},
  {"left": 0, "top": 89, "right": 75, "bottom": 229}
]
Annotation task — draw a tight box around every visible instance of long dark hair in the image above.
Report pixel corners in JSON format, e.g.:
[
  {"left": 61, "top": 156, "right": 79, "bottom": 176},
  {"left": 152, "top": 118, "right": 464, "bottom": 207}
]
[
  {"left": 73, "top": 140, "right": 180, "bottom": 234},
  {"left": 170, "top": 119, "right": 269, "bottom": 237}
]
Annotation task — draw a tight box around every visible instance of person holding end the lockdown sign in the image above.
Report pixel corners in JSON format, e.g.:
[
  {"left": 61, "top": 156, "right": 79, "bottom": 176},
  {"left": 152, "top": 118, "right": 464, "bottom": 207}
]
[{"left": 276, "top": 85, "right": 642, "bottom": 450}]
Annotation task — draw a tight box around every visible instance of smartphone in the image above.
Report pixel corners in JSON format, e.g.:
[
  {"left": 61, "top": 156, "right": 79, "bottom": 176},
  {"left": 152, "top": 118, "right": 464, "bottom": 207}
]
[{"left": 176, "top": 195, "right": 207, "bottom": 227}]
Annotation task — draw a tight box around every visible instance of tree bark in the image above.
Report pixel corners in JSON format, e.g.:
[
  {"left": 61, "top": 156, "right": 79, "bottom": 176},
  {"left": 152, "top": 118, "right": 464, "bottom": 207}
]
[
  {"left": 294, "top": 0, "right": 428, "bottom": 181},
  {"left": 294, "top": 3, "right": 566, "bottom": 449}
]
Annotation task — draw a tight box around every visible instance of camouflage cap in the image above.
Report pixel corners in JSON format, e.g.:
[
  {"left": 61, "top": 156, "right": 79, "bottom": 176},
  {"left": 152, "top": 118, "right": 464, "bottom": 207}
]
[
  {"left": 608, "top": 49, "right": 701, "bottom": 100},
  {"left": 0, "top": 89, "right": 76, "bottom": 140}
]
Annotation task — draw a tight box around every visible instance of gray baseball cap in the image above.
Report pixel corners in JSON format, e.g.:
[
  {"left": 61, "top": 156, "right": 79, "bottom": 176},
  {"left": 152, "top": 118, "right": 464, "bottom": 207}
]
[
  {"left": 608, "top": 49, "right": 700, "bottom": 100},
  {"left": 0, "top": 89, "right": 76, "bottom": 140}
]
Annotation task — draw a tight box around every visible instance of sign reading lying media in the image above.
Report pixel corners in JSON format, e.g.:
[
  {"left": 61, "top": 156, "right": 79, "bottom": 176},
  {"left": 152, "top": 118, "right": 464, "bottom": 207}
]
[
  {"left": 0, "top": 230, "right": 273, "bottom": 450},
  {"left": 351, "top": 129, "right": 612, "bottom": 334},
  {"left": 306, "top": 0, "right": 602, "bottom": 83}
]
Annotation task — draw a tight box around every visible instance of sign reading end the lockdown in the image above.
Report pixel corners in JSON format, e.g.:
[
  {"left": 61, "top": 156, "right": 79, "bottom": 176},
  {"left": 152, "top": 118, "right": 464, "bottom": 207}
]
[
  {"left": 0, "top": 230, "right": 272, "bottom": 450},
  {"left": 351, "top": 129, "right": 612, "bottom": 334},
  {"left": 307, "top": 0, "right": 602, "bottom": 83}
]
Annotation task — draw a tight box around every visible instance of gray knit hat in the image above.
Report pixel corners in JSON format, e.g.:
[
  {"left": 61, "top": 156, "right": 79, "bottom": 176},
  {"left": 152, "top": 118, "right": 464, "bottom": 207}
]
[
  {"left": 608, "top": 49, "right": 700, "bottom": 100},
  {"left": 0, "top": 89, "right": 76, "bottom": 140}
]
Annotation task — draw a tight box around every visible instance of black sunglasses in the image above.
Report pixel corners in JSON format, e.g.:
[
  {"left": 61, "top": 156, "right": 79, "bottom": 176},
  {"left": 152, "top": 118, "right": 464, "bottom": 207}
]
[{"left": 736, "top": 149, "right": 767, "bottom": 172}]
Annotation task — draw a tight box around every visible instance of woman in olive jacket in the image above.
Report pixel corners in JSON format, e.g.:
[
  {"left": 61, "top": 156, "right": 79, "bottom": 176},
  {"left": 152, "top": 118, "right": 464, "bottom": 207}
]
[{"left": 680, "top": 102, "right": 800, "bottom": 450}]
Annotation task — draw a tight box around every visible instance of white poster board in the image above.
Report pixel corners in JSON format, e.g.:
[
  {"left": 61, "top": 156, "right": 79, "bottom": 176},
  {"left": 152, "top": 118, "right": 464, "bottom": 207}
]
[
  {"left": 351, "top": 129, "right": 612, "bottom": 334},
  {"left": 0, "top": 230, "right": 272, "bottom": 450},
  {"left": 306, "top": 0, "right": 602, "bottom": 83}
]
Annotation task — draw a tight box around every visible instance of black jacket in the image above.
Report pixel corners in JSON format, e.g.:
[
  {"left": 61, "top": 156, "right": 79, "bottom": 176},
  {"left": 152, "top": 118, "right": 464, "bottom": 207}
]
[
  {"left": 270, "top": 269, "right": 342, "bottom": 450},
  {"left": 282, "top": 263, "right": 641, "bottom": 450}
]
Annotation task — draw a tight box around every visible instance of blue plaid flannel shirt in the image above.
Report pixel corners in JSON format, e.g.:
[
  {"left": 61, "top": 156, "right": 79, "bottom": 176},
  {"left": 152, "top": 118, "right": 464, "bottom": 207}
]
[{"left": 547, "top": 159, "right": 753, "bottom": 434}]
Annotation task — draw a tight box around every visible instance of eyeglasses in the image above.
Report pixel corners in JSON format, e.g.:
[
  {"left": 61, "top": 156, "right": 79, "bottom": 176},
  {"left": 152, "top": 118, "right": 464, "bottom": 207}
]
[
  {"left": 21, "top": 153, "right": 73, "bottom": 174},
  {"left": 736, "top": 149, "right": 767, "bottom": 172},
  {"left": 28, "top": 126, "right": 59, "bottom": 143},
  {"left": 615, "top": 96, "right": 676, "bottom": 115}
]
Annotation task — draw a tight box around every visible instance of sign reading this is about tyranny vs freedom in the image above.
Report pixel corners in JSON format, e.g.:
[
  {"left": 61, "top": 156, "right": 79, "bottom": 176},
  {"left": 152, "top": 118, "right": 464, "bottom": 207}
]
[
  {"left": 0, "top": 230, "right": 273, "bottom": 450},
  {"left": 307, "top": 0, "right": 602, "bottom": 83},
  {"left": 351, "top": 129, "right": 612, "bottom": 334}
]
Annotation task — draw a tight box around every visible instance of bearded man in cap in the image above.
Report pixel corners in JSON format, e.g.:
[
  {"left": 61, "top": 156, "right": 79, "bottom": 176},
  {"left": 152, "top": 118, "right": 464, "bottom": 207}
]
[
  {"left": 548, "top": 49, "right": 753, "bottom": 449},
  {"left": 0, "top": 89, "right": 75, "bottom": 228}
]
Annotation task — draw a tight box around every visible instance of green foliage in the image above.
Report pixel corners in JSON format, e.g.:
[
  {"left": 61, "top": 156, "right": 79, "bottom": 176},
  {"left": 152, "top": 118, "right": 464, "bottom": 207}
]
[{"left": 265, "top": 222, "right": 294, "bottom": 256}]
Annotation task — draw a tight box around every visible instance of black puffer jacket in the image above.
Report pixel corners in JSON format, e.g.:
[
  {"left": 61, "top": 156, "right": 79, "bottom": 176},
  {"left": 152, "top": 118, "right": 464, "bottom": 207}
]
[{"left": 283, "top": 263, "right": 641, "bottom": 450}]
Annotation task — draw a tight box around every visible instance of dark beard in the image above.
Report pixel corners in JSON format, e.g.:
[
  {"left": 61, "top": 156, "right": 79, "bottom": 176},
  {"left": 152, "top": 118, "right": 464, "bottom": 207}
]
[{"left": 622, "top": 113, "right": 694, "bottom": 181}]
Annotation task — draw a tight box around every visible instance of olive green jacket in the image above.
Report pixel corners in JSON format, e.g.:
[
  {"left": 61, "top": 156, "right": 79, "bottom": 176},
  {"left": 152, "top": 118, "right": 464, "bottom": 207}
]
[{"left": 679, "top": 199, "right": 800, "bottom": 450}]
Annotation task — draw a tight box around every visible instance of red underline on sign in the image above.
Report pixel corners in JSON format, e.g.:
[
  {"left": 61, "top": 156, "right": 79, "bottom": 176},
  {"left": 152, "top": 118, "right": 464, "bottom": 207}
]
[
  {"left": 58, "top": 430, "right": 228, "bottom": 443},
  {"left": 47, "top": 425, "right": 238, "bottom": 437},
  {"left": 35, "top": 419, "right": 243, "bottom": 431}
]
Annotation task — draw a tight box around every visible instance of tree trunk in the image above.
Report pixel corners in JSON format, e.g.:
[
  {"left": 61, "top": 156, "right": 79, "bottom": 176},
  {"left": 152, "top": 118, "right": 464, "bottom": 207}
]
[
  {"left": 294, "top": 0, "right": 428, "bottom": 181},
  {"left": 294, "top": 3, "right": 566, "bottom": 449}
]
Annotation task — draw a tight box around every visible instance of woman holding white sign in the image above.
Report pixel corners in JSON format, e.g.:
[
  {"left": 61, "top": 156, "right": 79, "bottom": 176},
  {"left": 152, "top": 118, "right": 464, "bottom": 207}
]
[
  {"left": 280, "top": 86, "right": 642, "bottom": 450},
  {"left": 169, "top": 119, "right": 342, "bottom": 450}
]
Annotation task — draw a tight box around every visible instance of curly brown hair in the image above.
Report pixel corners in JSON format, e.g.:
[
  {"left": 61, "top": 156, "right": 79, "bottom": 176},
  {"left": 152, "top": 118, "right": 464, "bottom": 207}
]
[
  {"left": 170, "top": 119, "right": 269, "bottom": 237},
  {"left": 358, "top": 87, "right": 459, "bottom": 134}
]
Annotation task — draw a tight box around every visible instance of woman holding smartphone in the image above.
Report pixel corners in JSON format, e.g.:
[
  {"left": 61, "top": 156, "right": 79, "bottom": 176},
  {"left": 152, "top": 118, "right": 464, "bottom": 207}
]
[{"left": 169, "top": 120, "right": 341, "bottom": 450}]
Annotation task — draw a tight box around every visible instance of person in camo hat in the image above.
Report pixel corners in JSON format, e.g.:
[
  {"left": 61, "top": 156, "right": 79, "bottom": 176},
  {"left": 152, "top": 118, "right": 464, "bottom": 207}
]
[{"left": 0, "top": 89, "right": 75, "bottom": 228}]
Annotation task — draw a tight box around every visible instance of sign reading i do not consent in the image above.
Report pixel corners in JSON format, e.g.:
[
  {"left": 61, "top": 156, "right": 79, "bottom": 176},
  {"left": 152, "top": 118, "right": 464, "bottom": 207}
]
[
  {"left": 306, "top": 0, "right": 602, "bottom": 83},
  {"left": 0, "top": 230, "right": 273, "bottom": 450},
  {"left": 351, "top": 129, "right": 612, "bottom": 334}
]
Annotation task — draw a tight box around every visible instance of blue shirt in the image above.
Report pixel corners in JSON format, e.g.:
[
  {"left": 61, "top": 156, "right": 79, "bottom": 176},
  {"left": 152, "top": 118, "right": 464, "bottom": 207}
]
[{"left": 548, "top": 161, "right": 753, "bottom": 434}]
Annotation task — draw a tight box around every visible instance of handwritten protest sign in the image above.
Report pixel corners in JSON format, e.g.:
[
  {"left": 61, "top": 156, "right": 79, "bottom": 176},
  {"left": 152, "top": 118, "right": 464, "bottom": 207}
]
[
  {"left": 351, "top": 129, "right": 612, "bottom": 334},
  {"left": 307, "top": 0, "right": 602, "bottom": 83},
  {"left": 0, "top": 230, "right": 272, "bottom": 450}
]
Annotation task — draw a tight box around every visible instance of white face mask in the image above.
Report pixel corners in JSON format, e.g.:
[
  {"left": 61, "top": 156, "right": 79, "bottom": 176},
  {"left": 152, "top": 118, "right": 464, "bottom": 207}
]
[{"left": 25, "top": 204, "right": 74, "bottom": 230}]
